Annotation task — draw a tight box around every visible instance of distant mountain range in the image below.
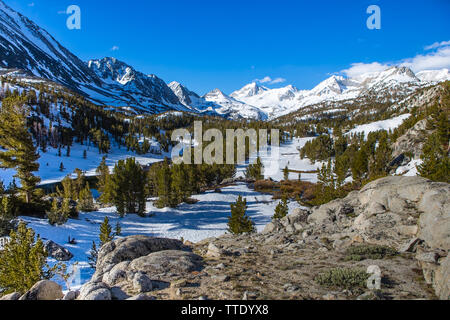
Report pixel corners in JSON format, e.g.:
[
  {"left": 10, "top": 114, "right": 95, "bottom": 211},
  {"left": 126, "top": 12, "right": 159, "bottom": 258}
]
[{"left": 0, "top": 0, "right": 449, "bottom": 120}]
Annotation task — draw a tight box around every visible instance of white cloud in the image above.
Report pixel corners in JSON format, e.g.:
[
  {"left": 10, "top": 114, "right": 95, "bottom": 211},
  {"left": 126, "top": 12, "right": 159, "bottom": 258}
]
[
  {"left": 256, "top": 76, "right": 272, "bottom": 83},
  {"left": 424, "top": 40, "right": 450, "bottom": 51},
  {"left": 401, "top": 45, "right": 450, "bottom": 72},
  {"left": 110, "top": 46, "right": 120, "bottom": 51},
  {"left": 255, "top": 76, "right": 286, "bottom": 84},
  {"left": 341, "top": 62, "right": 389, "bottom": 78},
  {"left": 270, "top": 77, "right": 286, "bottom": 84},
  {"left": 341, "top": 40, "right": 450, "bottom": 78},
  {"left": 28, "top": 3, "right": 35, "bottom": 7}
]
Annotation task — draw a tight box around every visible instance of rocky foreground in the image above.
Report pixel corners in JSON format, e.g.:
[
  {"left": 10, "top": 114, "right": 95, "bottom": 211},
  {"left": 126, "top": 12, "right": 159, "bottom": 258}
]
[{"left": 2, "top": 176, "right": 449, "bottom": 301}]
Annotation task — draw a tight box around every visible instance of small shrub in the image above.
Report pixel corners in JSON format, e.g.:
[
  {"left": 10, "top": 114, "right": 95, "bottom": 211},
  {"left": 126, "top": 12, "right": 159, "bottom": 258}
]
[
  {"left": 345, "top": 244, "right": 397, "bottom": 261},
  {"left": 315, "top": 267, "right": 369, "bottom": 289}
]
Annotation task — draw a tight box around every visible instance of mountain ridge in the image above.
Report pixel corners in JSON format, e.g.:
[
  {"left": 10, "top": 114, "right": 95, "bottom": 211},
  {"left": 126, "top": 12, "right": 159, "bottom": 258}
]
[{"left": 0, "top": 0, "right": 449, "bottom": 121}]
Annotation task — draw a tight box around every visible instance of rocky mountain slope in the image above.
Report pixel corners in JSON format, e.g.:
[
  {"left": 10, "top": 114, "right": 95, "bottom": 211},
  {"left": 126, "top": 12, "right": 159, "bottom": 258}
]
[
  {"left": 0, "top": 1, "right": 187, "bottom": 114},
  {"left": 0, "top": 0, "right": 99, "bottom": 89},
  {"left": 87, "top": 58, "right": 187, "bottom": 114}
]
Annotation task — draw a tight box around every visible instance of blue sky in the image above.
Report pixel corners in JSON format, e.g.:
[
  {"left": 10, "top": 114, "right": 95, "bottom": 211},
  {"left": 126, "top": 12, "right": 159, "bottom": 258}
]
[{"left": 6, "top": 0, "right": 450, "bottom": 94}]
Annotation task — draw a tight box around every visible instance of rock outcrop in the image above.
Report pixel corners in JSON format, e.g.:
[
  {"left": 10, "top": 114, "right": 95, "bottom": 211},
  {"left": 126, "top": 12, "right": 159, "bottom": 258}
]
[
  {"left": 19, "top": 280, "right": 64, "bottom": 300},
  {"left": 77, "top": 176, "right": 448, "bottom": 300},
  {"left": 78, "top": 236, "right": 202, "bottom": 300},
  {"left": 304, "top": 176, "right": 449, "bottom": 299},
  {"left": 44, "top": 240, "right": 73, "bottom": 261},
  {"left": 391, "top": 119, "right": 430, "bottom": 160}
]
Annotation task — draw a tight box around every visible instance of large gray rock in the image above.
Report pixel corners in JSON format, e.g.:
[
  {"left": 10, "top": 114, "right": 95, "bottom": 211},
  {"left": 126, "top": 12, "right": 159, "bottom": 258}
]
[
  {"left": 129, "top": 250, "right": 203, "bottom": 276},
  {"left": 19, "top": 280, "right": 63, "bottom": 300},
  {"left": 80, "top": 236, "right": 203, "bottom": 300},
  {"left": 391, "top": 119, "right": 429, "bottom": 159},
  {"left": 44, "top": 240, "right": 73, "bottom": 261},
  {"left": 95, "top": 236, "right": 186, "bottom": 275},
  {"left": 78, "top": 282, "right": 111, "bottom": 300},
  {"left": 307, "top": 176, "right": 450, "bottom": 300}
]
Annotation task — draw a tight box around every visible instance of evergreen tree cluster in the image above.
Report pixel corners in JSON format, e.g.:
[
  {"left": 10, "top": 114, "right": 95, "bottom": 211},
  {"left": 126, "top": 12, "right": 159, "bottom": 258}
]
[
  {"left": 417, "top": 103, "right": 449, "bottom": 183},
  {"left": 245, "top": 157, "right": 264, "bottom": 180},
  {"left": 227, "top": 195, "right": 255, "bottom": 235},
  {"left": 273, "top": 196, "right": 289, "bottom": 220},
  {"left": 0, "top": 222, "right": 60, "bottom": 295}
]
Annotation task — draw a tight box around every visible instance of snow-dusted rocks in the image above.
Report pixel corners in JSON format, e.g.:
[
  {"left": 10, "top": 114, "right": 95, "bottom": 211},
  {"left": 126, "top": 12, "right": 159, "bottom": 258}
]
[{"left": 44, "top": 240, "right": 73, "bottom": 261}]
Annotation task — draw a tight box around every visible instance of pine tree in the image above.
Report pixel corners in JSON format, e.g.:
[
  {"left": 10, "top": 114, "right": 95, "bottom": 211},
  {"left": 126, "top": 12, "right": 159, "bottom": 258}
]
[
  {"left": 188, "top": 164, "right": 202, "bottom": 194},
  {"left": 417, "top": 132, "right": 450, "bottom": 183},
  {"left": 115, "top": 221, "right": 122, "bottom": 237},
  {"left": 47, "top": 198, "right": 70, "bottom": 225},
  {"left": 96, "top": 157, "right": 112, "bottom": 204},
  {"left": 371, "top": 132, "right": 391, "bottom": 178},
  {"left": 351, "top": 145, "right": 368, "bottom": 181},
  {"left": 110, "top": 158, "right": 146, "bottom": 216},
  {"left": 273, "top": 196, "right": 289, "bottom": 220},
  {"left": 0, "top": 97, "right": 41, "bottom": 204},
  {"left": 99, "top": 216, "right": 114, "bottom": 246},
  {"left": 77, "top": 183, "right": 94, "bottom": 212},
  {"left": 0, "top": 196, "right": 14, "bottom": 236},
  {"left": 156, "top": 159, "right": 173, "bottom": 208},
  {"left": 0, "top": 222, "right": 57, "bottom": 294},
  {"left": 87, "top": 241, "right": 98, "bottom": 269},
  {"left": 245, "top": 157, "right": 264, "bottom": 180},
  {"left": 334, "top": 154, "right": 349, "bottom": 187},
  {"left": 227, "top": 196, "right": 255, "bottom": 235},
  {"left": 283, "top": 166, "right": 290, "bottom": 181},
  {"left": 171, "top": 163, "right": 191, "bottom": 204}
]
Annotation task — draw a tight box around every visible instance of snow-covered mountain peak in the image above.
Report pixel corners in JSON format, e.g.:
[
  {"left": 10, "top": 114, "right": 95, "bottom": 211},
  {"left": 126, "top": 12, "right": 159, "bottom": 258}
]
[
  {"left": 204, "top": 88, "right": 228, "bottom": 99},
  {"left": 357, "top": 66, "right": 419, "bottom": 88},
  {"left": 310, "top": 75, "right": 348, "bottom": 96},
  {"left": 168, "top": 81, "right": 200, "bottom": 107},
  {"left": 88, "top": 57, "right": 138, "bottom": 85},
  {"left": 230, "top": 82, "right": 268, "bottom": 99},
  {"left": 416, "top": 69, "right": 450, "bottom": 83}
]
